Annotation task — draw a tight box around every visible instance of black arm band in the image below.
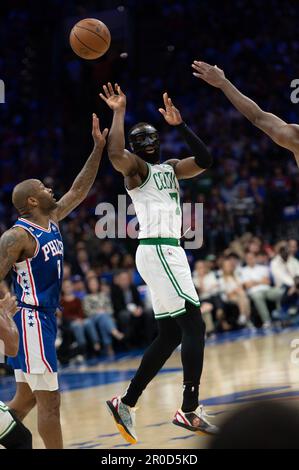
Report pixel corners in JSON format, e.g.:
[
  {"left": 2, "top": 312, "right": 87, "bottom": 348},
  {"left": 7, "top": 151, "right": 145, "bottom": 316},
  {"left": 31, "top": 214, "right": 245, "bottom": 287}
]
[{"left": 175, "top": 122, "right": 213, "bottom": 169}]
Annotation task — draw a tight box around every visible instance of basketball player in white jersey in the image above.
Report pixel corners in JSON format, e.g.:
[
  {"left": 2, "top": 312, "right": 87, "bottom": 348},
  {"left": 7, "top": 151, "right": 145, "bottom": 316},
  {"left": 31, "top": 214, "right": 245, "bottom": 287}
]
[
  {"left": 100, "top": 83, "right": 218, "bottom": 443},
  {"left": 191, "top": 61, "right": 299, "bottom": 165},
  {"left": 0, "top": 292, "right": 32, "bottom": 448}
]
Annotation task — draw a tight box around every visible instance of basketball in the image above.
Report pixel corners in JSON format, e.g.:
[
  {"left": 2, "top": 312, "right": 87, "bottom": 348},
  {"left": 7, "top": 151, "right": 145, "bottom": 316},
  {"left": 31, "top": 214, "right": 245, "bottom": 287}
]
[{"left": 69, "top": 18, "right": 111, "bottom": 60}]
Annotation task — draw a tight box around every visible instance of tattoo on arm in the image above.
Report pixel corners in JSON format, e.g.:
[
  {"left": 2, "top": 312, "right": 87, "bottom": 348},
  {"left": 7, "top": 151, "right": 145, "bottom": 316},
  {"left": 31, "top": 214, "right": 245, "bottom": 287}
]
[{"left": 0, "top": 229, "right": 26, "bottom": 281}]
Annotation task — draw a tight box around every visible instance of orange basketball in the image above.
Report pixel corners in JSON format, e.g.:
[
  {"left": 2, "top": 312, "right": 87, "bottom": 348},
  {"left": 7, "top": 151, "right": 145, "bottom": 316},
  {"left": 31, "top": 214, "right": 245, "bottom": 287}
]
[{"left": 69, "top": 18, "right": 111, "bottom": 60}]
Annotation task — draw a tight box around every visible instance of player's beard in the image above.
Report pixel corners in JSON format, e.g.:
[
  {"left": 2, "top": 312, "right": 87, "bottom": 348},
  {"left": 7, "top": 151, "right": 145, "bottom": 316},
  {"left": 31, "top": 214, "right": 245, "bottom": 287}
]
[
  {"left": 138, "top": 148, "right": 161, "bottom": 164},
  {"left": 39, "top": 195, "right": 58, "bottom": 214}
]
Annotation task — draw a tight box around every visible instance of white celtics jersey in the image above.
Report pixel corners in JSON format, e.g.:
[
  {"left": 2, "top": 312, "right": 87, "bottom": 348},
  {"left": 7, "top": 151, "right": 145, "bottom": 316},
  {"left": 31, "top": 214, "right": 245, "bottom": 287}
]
[{"left": 127, "top": 162, "right": 182, "bottom": 239}]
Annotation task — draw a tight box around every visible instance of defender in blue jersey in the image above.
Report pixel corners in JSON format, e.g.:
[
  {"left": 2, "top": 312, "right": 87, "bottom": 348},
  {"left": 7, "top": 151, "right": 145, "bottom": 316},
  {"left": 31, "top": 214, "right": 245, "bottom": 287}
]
[{"left": 0, "top": 114, "right": 108, "bottom": 449}]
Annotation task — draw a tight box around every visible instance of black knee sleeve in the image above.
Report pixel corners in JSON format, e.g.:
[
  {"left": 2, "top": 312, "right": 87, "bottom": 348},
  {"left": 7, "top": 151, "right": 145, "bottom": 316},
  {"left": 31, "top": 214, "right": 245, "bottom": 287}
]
[
  {"left": 0, "top": 411, "right": 32, "bottom": 449},
  {"left": 182, "top": 301, "right": 206, "bottom": 338}
]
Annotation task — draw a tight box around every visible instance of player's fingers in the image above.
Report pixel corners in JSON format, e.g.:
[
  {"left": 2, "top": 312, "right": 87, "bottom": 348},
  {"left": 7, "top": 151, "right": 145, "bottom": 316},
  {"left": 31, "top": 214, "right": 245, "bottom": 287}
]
[
  {"left": 103, "top": 84, "right": 111, "bottom": 98},
  {"left": 92, "top": 113, "right": 98, "bottom": 130},
  {"left": 99, "top": 93, "right": 108, "bottom": 103},
  {"left": 116, "top": 83, "right": 125, "bottom": 96},
  {"left": 102, "top": 128, "right": 109, "bottom": 138},
  {"left": 193, "top": 60, "right": 209, "bottom": 67},
  {"left": 0, "top": 292, "right": 10, "bottom": 306},
  {"left": 192, "top": 63, "right": 204, "bottom": 73},
  {"left": 168, "top": 97, "right": 175, "bottom": 107},
  {"left": 107, "top": 82, "right": 114, "bottom": 95},
  {"left": 192, "top": 72, "right": 206, "bottom": 79},
  {"left": 158, "top": 108, "right": 166, "bottom": 116},
  {"left": 192, "top": 61, "right": 209, "bottom": 72},
  {"left": 163, "top": 92, "right": 169, "bottom": 107}
]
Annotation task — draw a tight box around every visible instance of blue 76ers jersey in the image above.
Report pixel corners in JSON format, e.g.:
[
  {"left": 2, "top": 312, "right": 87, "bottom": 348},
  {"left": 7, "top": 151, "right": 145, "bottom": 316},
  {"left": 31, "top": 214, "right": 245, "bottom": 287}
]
[{"left": 12, "top": 218, "right": 64, "bottom": 313}]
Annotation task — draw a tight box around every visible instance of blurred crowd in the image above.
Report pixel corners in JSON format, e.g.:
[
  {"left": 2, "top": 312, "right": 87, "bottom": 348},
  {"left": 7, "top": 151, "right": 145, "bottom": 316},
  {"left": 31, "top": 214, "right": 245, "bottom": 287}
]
[
  {"left": 1, "top": 1, "right": 299, "bottom": 364},
  {"left": 29, "top": 233, "right": 299, "bottom": 363}
]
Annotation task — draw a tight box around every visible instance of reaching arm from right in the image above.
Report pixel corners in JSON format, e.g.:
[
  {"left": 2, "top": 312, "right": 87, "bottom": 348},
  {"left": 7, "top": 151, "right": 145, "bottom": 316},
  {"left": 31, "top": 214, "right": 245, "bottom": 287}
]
[{"left": 192, "top": 61, "right": 299, "bottom": 162}]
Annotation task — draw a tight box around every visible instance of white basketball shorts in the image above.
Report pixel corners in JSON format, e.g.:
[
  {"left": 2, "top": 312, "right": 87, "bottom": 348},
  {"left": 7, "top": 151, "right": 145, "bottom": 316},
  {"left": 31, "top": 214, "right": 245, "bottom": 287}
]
[{"left": 136, "top": 240, "right": 200, "bottom": 319}]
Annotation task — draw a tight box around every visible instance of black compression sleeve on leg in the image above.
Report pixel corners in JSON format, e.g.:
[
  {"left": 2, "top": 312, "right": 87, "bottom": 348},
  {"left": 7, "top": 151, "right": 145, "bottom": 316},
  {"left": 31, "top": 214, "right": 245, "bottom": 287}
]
[
  {"left": 0, "top": 411, "right": 32, "bottom": 449},
  {"left": 175, "top": 122, "right": 213, "bottom": 169},
  {"left": 122, "top": 317, "right": 182, "bottom": 407},
  {"left": 175, "top": 302, "right": 206, "bottom": 413}
]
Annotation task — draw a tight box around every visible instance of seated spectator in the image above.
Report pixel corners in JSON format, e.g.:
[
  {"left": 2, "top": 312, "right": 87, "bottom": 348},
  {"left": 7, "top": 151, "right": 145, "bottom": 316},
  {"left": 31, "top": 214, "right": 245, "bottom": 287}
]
[
  {"left": 63, "top": 262, "right": 72, "bottom": 281},
  {"left": 71, "top": 275, "right": 87, "bottom": 300},
  {"left": 111, "top": 271, "right": 154, "bottom": 347},
  {"left": 219, "top": 259, "right": 251, "bottom": 327},
  {"left": 73, "top": 248, "right": 91, "bottom": 277},
  {"left": 288, "top": 239, "right": 299, "bottom": 259},
  {"left": 241, "top": 252, "right": 282, "bottom": 327},
  {"left": 193, "top": 261, "right": 228, "bottom": 331},
  {"left": 61, "top": 280, "right": 100, "bottom": 357},
  {"left": 200, "top": 302, "right": 216, "bottom": 337},
  {"left": 280, "top": 275, "right": 299, "bottom": 318},
  {"left": 225, "top": 252, "right": 243, "bottom": 280},
  {"left": 83, "top": 277, "right": 124, "bottom": 357},
  {"left": 270, "top": 242, "right": 299, "bottom": 288}
]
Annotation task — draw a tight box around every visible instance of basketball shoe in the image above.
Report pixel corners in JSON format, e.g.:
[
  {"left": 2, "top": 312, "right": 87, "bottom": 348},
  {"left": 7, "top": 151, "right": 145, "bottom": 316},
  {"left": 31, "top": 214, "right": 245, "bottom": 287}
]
[
  {"left": 106, "top": 396, "right": 138, "bottom": 444},
  {"left": 173, "top": 404, "right": 219, "bottom": 435}
]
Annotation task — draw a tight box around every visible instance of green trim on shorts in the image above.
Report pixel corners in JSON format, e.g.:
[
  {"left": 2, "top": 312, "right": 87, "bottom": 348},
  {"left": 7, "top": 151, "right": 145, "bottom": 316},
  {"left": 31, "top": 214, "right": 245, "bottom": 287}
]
[
  {"left": 156, "top": 245, "right": 200, "bottom": 307},
  {"left": 139, "top": 238, "right": 180, "bottom": 247},
  {"left": 139, "top": 163, "right": 151, "bottom": 189},
  {"left": 171, "top": 309, "right": 187, "bottom": 318},
  {"left": 0, "top": 404, "right": 9, "bottom": 412},
  {"left": 155, "top": 312, "right": 171, "bottom": 319},
  {"left": 154, "top": 306, "right": 187, "bottom": 320},
  {"left": 0, "top": 419, "right": 16, "bottom": 440}
]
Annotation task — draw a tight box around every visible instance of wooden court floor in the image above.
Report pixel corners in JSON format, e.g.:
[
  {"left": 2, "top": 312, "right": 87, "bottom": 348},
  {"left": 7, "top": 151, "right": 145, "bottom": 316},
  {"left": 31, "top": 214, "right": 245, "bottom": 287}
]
[{"left": 2, "top": 326, "right": 299, "bottom": 449}]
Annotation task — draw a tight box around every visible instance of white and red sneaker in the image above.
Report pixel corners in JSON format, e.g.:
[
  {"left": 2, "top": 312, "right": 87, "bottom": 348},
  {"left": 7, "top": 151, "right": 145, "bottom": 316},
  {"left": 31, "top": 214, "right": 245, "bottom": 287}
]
[
  {"left": 106, "top": 396, "right": 138, "bottom": 444},
  {"left": 173, "top": 405, "right": 219, "bottom": 435}
]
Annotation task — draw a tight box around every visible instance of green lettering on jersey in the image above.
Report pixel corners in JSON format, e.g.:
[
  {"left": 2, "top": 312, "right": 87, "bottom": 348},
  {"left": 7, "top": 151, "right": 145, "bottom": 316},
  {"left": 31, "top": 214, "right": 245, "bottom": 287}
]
[
  {"left": 153, "top": 170, "right": 176, "bottom": 191},
  {"left": 153, "top": 173, "right": 163, "bottom": 190}
]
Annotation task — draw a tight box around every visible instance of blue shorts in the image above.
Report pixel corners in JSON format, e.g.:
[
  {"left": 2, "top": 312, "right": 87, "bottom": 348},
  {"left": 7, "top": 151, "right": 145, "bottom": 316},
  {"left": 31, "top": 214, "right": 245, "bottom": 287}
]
[{"left": 8, "top": 308, "right": 57, "bottom": 374}]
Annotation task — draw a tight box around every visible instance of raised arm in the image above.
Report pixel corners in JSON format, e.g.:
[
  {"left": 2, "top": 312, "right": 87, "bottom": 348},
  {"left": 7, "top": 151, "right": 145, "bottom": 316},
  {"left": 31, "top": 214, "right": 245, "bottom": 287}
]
[
  {"left": 100, "top": 83, "right": 147, "bottom": 178},
  {"left": 159, "top": 93, "right": 213, "bottom": 179},
  {"left": 192, "top": 61, "right": 299, "bottom": 162},
  {"left": 53, "top": 114, "right": 108, "bottom": 222}
]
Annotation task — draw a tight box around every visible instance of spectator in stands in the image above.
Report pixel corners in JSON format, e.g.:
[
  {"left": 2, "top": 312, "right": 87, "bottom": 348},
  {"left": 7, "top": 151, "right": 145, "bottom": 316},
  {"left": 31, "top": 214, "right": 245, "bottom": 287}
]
[
  {"left": 71, "top": 275, "right": 87, "bottom": 300},
  {"left": 280, "top": 275, "right": 299, "bottom": 318},
  {"left": 288, "top": 239, "right": 299, "bottom": 259},
  {"left": 111, "top": 271, "right": 154, "bottom": 347},
  {"left": 270, "top": 242, "right": 299, "bottom": 288},
  {"left": 61, "top": 280, "right": 100, "bottom": 357},
  {"left": 193, "top": 261, "right": 229, "bottom": 331},
  {"left": 73, "top": 248, "right": 91, "bottom": 277},
  {"left": 83, "top": 277, "right": 124, "bottom": 357},
  {"left": 241, "top": 252, "right": 283, "bottom": 327},
  {"left": 63, "top": 262, "right": 72, "bottom": 281},
  {"left": 219, "top": 259, "right": 251, "bottom": 327}
]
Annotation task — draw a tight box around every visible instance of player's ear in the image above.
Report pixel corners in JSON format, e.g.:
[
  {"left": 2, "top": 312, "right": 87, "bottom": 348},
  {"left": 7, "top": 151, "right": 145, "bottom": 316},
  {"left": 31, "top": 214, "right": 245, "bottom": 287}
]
[{"left": 27, "top": 196, "right": 38, "bottom": 207}]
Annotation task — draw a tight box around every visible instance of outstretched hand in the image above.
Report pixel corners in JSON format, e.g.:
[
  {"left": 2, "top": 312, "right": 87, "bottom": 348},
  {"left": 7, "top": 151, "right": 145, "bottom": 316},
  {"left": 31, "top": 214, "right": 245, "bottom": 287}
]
[
  {"left": 99, "top": 82, "right": 126, "bottom": 112},
  {"left": 158, "top": 92, "right": 183, "bottom": 126},
  {"left": 0, "top": 292, "right": 18, "bottom": 318},
  {"left": 92, "top": 113, "right": 109, "bottom": 149},
  {"left": 192, "top": 61, "right": 226, "bottom": 88}
]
